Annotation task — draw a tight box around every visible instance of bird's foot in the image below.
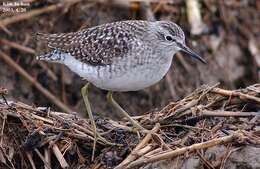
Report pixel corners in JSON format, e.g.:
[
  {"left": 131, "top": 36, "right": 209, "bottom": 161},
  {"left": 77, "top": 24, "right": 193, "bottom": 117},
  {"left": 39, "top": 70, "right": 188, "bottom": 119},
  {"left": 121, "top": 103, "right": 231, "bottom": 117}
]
[
  {"left": 95, "top": 130, "right": 117, "bottom": 146},
  {"left": 81, "top": 83, "right": 118, "bottom": 161},
  {"left": 129, "top": 121, "right": 149, "bottom": 134},
  {"left": 106, "top": 91, "right": 150, "bottom": 135}
]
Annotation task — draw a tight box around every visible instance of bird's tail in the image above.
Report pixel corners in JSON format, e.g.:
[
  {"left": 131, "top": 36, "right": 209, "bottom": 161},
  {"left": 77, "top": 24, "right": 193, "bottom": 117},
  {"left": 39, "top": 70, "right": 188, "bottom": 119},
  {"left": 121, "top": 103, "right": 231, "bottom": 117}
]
[{"left": 36, "top": 49, "right": 64, "bottom": 63}]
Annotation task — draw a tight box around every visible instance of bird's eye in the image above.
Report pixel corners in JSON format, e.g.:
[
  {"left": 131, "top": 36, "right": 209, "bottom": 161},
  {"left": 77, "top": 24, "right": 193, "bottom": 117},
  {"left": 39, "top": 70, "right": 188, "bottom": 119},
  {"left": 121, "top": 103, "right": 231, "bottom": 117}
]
[{"left": 165, "top": 35, "right": 175, "bottom": 42}]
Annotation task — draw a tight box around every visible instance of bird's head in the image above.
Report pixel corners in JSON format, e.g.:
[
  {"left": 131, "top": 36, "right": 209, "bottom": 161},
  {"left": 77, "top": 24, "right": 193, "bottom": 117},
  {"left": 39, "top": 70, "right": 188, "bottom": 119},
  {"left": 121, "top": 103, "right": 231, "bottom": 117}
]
[{"left": 152, "top": 21, "right": 206, "bottom": 64}]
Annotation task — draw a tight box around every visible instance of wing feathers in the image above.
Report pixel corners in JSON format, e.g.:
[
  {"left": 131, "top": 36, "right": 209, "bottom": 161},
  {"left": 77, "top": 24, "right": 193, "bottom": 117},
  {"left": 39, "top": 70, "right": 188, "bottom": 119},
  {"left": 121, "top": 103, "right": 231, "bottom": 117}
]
[{"left": 36, "top": 21, "right": 148, "bottom": 66}]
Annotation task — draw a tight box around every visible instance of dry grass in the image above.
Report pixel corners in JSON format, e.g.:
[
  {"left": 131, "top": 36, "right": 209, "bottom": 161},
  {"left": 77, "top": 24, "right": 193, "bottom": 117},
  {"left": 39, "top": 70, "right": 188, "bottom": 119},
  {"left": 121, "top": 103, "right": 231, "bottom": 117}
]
[{"left": 0, "top": 83, "right": 259, "bottom": 168}]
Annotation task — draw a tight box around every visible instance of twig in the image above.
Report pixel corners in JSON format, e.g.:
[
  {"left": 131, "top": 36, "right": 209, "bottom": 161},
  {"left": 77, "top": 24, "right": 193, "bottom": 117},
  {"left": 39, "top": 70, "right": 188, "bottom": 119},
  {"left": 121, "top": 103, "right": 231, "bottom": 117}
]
[
  {"left": 197, "top": 150, "right": 215, "bottom": 169},
  {"left": 126, "top": 131, "right": 243, "bottom": 168},
  {"left": 26, "top": 152, "right": 36, "bottom": 169},
  {"left": 142, "top": 147, "right": 162, "bottom": 157},
  {"left": 0, "top": 24, "right": 12, "bottom": 36},
  {"left": 64, "top": 131, "right": 94, "bottom": 145},
  {"left": 30, "top": 113, "right": 54, "bottom": 124},
  {"left": 0, "top": 50, "right": 72, "bottom": 113},
  {"left": 39, "top": 63, "right": 59, "bottom": 81},
  {"left": 176, "top": 53, "right": 193, "bottom": 72},
  {"left": 152, "top": 1, "right": 164, "bottom": 13},
  {"left": 219, "top": 144, "right": 231, "bottom": 169},
  {"left": 202, "top": 110, "right": 258, "bottom": 117},
  {"left": 108, "top": 119, "right": 137, "bottom": 132},
  {"left": 34, "top": 148, "right": 51, "bottom": 169},
  {"left": 44, "top": 148, "right": 51, "bottom": 169},
  {"left": 186, "top": 0, "right": 206, "bottom": 35},
  {"left": 71, "top": 124, "right": 112, "bottom": 145},
  {"left": 139, "top": 1, "right": 155, "bottom": 21},
  {"left": 165, "top": 73, "right": 177, "bottom": 100},
  {"left": 247, "top": 84, "right": 260, "bottom": 93},
  {"left": 0, "top": 39, "right": 35, "bottom": 54},
  {"left": 162, "top": 98, "right": 199, "bottom": 122},
  {"left": 211, "top": 88, "right": 260, "bottom": 103},
  {"left": 161, "top": 124, "right": 211, "bottom": 132},
  {"left": 52, "top": 144, "right": 69, "bottom": 169},
  {"left": 0, "top": 114, "right": 6, "bottom": 147},
  {"left": 115, "top": 123, "right": 160, "bottom": 169},
  {"left": 0, "top": 38, "right": 58, "bottom": 81}
]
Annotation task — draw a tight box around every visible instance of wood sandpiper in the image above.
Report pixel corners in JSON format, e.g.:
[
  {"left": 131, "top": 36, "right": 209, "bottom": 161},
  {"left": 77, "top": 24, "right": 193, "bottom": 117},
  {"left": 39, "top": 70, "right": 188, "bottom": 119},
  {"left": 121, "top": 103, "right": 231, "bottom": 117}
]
[{"left": 36, "top": 20, "right": 206, "bottom": 159}]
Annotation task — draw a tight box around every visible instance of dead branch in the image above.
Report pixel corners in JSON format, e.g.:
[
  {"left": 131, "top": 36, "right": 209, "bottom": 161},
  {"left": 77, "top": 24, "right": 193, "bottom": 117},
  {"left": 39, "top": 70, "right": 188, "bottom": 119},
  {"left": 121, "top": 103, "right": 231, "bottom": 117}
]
[
  {"left": 202, "top": 110, "right": 258, "bottom": 117},
  {"left": 52, "top": 144, "right": 69, "bottom": 169},
  {"left": 126, "top": 132, "right": 242, "bottom": 168},
  {"left": 211, "top": 88, "right": 260, "bottom": 103},
  {"left": 115, "top": 123, "right": 160, "bottom": 169},
  {"left": 0, "top": 38, "right": 58, "bottom": 81},
  {"left": 0, "top": 84, "right": 259, "bottom": 168},
  {"left": 0, "top": 51, "right": 72, "bottom": 113}
]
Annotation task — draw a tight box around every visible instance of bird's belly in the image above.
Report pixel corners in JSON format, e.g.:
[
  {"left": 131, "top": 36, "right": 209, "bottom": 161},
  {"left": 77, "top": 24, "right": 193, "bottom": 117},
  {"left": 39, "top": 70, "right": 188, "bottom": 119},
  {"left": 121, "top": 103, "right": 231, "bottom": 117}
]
[
  {"left": 92, "top": 59, "right": 173, "bottom": 92},
  {"left": 96, "top": 69, "right": 159, "bottom": 91},
  {"left": 63, "top": 53, "right": 173, "bottom": 92}
]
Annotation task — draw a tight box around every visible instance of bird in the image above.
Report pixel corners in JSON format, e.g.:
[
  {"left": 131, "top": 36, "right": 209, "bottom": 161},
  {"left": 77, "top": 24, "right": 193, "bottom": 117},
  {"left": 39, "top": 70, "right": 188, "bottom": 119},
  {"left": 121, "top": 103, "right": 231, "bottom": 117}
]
[{"left": 36, "top": 20, "right": 206, "bottom": 159}]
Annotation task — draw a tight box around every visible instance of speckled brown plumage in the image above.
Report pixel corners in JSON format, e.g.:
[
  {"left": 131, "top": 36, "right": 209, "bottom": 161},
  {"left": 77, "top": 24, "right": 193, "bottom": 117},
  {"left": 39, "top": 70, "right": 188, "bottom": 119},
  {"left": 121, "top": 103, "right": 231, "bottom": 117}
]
[{"left": 37, "top": 20, "right": 150, "bottom": 65}]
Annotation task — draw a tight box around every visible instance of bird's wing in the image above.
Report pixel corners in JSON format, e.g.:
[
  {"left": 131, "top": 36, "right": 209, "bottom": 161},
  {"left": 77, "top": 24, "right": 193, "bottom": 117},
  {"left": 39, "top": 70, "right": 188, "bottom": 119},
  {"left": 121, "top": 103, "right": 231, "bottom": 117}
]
[{"left": 36, "top": 21, "right": 147, "bottom": 65}]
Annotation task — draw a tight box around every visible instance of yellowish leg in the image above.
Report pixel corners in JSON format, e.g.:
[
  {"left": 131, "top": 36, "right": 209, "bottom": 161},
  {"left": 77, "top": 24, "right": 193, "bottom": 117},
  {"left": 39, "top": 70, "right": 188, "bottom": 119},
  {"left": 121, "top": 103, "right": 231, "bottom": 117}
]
[
  {"left": 107, "top": 91, "right": 148, "bottom": 132},
  {"left": 81, "top": 83, "right": 114, "bottom": 161},
  {"left": 81, "top": 83, "right": 97, "bottom": 161}
]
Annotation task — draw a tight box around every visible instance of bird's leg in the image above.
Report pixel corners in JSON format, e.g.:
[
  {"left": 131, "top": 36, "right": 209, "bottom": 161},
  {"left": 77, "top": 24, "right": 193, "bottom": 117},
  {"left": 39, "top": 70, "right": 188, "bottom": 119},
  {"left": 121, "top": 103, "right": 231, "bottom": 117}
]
[
  {"left": 81, "top": 83, "right": 114, "bottom": 161},
  {"left": 81, "top": 83, "right": 97, "bottom": 161},
  {"left": 107, "top": 91, "right": 148, "bottom": 133}
]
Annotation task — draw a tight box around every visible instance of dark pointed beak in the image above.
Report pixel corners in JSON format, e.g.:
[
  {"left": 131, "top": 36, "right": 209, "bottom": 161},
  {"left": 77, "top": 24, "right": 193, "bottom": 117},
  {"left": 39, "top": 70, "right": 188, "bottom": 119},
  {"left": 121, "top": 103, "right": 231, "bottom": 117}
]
[{"left": 178, "top": 43, "right": 206, "bottom": 64}]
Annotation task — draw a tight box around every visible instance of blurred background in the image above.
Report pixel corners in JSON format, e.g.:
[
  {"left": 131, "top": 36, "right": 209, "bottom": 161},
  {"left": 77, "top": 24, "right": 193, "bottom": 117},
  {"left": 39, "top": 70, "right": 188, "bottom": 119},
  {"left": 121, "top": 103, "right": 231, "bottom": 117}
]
[{"left": 0, "top": 0, "right": 259, "bottom": 119}]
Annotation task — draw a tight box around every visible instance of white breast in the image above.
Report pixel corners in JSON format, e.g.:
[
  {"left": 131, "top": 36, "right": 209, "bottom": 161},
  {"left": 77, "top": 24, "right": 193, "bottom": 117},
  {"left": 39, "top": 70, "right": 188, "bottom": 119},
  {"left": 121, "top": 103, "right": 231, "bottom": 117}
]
[
  {"left": 62, "top": 53, "right": 173, "bottom": 92},
  {"left": 63, "top": 54, "right": 98, "bottom": 82},
  {"left": 97, "top": 56, "right": 173, "bottom": 91}
]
